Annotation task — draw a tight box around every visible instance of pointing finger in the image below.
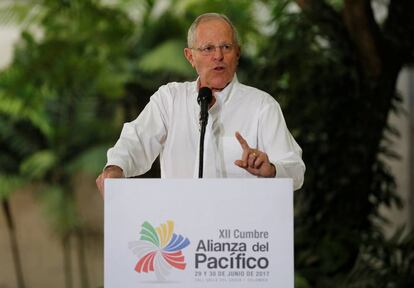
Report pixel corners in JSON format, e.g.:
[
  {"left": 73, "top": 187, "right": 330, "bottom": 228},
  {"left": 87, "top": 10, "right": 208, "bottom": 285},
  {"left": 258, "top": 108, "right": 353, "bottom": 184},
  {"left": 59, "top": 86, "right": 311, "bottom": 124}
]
[{"left": 235, "top": 131, "right": 250, "bottom": 151}]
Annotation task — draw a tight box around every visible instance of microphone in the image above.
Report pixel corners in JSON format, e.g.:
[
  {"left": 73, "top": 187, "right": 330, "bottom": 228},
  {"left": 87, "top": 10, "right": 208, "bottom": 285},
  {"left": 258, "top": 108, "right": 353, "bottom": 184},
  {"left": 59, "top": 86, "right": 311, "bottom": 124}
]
[
  {"left": 197, "top": 87, "right": 212, "bottom": 178},
  {"left": 197, "top": 87, "right": 213, "bottom": 127}
]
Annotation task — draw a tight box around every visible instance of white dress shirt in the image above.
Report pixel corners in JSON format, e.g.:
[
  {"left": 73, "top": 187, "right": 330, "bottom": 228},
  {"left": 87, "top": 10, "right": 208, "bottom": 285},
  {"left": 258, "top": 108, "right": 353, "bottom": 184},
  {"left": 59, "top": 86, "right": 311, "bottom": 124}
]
[{"left": 106, "top": 76, "right": 305, "bottom": 190}]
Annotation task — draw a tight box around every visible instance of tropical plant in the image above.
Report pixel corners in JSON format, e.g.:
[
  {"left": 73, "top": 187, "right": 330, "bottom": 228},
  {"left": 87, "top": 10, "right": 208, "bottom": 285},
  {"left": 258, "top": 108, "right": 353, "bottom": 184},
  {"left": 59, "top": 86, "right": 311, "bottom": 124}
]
[
  {"left": 344, "top": 228, "right": 414, "bottom": 288},
  {"left": 0, "top": 0, "right": 135, "bottom": 287},
  {"left": 0, "top": 60, "right": 48, "bottom": 288},
  {"left": 252, "top": 0, "right": 414, "bottom": 286}
]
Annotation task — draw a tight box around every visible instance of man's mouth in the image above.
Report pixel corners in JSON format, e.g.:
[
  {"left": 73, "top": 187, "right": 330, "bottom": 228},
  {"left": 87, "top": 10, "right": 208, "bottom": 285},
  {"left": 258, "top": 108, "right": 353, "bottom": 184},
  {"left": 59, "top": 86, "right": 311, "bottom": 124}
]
[{"left": 214, "top": 66, "right": 225, "bottom": 71}]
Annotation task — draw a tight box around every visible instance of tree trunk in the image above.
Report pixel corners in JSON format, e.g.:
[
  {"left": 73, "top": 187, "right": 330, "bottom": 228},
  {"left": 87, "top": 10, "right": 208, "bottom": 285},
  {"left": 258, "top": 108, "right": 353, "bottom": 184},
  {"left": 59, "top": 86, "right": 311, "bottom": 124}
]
[
  {"left": 76, "top": 228, "right": 90, "bottom": 288},
  {"left": 2, "top": 199, "right": 26, "bottom": 288},
  {"left": 62, "top": 234, "right": 73, "bottom": 288}
]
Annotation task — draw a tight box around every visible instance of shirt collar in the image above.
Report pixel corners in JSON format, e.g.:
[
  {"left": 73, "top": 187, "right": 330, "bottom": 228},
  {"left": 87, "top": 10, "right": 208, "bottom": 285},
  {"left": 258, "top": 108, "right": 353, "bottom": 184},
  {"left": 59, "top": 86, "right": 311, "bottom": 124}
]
[
  {"left": 192, "top": 74, "right": 238, "bottom": 106},
  {"left": 214, "top": 75, "right": 238, "bottom": 106}
]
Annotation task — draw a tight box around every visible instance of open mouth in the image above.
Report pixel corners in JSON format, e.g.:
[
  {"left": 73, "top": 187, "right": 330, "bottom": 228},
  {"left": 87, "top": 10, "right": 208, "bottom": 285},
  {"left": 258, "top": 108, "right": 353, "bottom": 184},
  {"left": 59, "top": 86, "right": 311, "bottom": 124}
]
[{"left": 214, "top": 67, "right": 225, "bottom": 71}]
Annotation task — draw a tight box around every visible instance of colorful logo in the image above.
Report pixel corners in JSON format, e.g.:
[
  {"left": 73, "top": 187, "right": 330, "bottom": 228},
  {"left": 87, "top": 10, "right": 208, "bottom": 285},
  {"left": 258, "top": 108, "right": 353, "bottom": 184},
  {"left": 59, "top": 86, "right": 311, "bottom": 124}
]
[{"left": 129, "top": 220, "right": 190, "bottom": 281}]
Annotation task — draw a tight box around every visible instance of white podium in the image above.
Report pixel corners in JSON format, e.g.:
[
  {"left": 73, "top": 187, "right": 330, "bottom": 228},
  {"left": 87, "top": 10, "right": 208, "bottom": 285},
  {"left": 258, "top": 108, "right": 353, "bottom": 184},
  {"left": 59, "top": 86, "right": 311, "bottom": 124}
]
[{"left": 105, "top": 179, "right": 293, "bottom": 288}]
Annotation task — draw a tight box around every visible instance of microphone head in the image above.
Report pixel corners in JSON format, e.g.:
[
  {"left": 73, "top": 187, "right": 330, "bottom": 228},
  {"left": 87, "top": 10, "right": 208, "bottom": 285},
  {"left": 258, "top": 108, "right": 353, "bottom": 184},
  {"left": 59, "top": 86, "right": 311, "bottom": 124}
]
[{"left": 197, "top": 87, "right": 213, "bottom": 105}]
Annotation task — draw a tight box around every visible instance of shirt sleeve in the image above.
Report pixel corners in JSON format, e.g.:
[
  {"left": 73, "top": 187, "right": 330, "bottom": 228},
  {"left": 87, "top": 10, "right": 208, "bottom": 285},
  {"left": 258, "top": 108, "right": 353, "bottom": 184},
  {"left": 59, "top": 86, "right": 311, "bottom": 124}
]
[
  {"left": 105, "top": 89, "right": 169, "bottom": 177},
  {"left": 258, "top": 98, "right": 305, "bottom": 190}
]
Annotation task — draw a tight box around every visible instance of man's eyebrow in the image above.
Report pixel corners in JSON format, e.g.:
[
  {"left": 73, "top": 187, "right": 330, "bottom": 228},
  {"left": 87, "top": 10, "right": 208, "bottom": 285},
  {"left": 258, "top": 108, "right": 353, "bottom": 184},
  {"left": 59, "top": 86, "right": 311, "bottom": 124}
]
[{"left": 199, "top": 41, "right": 232, "bottom": 46}]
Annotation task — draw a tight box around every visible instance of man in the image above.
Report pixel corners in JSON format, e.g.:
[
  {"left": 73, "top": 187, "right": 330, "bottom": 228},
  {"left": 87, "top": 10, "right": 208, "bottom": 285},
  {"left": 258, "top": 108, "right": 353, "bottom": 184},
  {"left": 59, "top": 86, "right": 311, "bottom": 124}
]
[{"left": 96, "top": 13, "right": 305, "bottom": 195}]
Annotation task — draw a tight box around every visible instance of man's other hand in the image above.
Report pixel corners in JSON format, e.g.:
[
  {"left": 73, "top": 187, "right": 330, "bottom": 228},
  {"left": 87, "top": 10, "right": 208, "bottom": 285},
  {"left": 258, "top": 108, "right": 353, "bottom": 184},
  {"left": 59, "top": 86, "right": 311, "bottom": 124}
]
[{"left": 96, "top": 165, "right": 124, "bottom": 198}]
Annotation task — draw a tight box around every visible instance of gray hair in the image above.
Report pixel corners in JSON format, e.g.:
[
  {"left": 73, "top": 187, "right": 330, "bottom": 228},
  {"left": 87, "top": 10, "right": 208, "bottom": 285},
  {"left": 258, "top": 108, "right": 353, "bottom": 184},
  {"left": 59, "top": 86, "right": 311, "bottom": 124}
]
[{"left": 187, "top": 13, "right": 239, "bottom": 48}]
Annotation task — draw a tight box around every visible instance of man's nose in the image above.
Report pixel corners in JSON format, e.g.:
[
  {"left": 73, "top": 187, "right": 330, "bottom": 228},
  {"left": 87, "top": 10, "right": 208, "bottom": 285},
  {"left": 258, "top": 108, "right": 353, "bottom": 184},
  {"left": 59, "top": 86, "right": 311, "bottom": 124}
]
[{"left": 213, "top": 46, "right": 224, "bottom": 60}]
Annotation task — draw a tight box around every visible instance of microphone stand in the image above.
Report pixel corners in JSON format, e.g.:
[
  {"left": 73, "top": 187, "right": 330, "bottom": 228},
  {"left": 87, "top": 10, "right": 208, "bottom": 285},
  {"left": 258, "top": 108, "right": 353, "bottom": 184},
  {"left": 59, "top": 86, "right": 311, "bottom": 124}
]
[
  {"left": 197, "top": 87, "right": 212, "bottom": 178},
  {"left": 199, "top": 117, "right": 207, "bottom": 178}
]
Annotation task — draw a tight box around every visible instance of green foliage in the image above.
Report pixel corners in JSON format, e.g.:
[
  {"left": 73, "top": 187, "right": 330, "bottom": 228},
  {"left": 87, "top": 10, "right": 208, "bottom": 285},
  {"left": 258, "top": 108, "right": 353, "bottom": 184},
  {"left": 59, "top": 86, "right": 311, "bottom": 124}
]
[
  {"left": 0, "top": 175, "right": 24, "bottom": 200},
  {"left": 20, "top": 150, "right": 57, "bottom": 180},
  {"left": 0, "top": 1, "right": 39, "bottom": 26},
  {"left": 295, "top": 273, "right": 311, "bottom": 288},
  {"left": 250, "top": 1, "right": 414, "bottom": 287},
  {"left": 345, "top": 228, "right": 414, "bottom": 288},
  {"left": 0, "top": 0, "right": 136, "bottom": 236},
  {"left": 138, "top": 39, "right": 194, "bottom": 77},
  {"left": 66, "top": 145, "right": 109, "bottom": 175}
]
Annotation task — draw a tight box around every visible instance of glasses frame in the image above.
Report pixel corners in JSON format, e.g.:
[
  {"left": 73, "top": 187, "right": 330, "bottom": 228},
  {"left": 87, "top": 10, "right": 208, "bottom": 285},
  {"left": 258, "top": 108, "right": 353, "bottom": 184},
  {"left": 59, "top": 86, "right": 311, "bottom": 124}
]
[{"left": 191, "top": 43, "right": 235, "bottom": 56}]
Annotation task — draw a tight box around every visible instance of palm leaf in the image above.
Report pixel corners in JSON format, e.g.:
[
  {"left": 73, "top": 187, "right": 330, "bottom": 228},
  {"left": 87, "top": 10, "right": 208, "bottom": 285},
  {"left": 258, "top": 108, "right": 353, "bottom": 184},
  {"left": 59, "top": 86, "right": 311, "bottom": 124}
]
[
  {"left": 65, "top": 145, "right": 109, "bottom": 175},
  {"left": 0, "top": 174, "right": 25, "bottom": 200},
  {"left": 0, "top": 92, "right": 25, "bottom": 118},
  {"left": 137, "top": 39, "right": 194, "bottom": 77},
  {"left": 0, "top": 92, "right": 51, "bottom": 136},
  {"left": 20, "top": 150, "right": 57, "bottom": 180}
]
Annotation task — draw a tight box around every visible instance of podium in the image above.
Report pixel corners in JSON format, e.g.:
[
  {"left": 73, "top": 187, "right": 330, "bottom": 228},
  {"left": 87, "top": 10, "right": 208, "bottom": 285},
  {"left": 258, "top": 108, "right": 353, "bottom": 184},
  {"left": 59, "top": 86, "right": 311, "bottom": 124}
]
[{"left": 105, "top": 179, "right": 293, "bottom": 288}]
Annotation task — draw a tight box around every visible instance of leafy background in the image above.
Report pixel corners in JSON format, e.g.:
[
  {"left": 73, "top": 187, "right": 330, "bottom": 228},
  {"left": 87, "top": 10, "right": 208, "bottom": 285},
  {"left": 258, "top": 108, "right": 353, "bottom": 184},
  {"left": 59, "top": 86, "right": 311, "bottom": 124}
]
[{"left": 0, "top": 0, "right": 413, "bottom": 287}]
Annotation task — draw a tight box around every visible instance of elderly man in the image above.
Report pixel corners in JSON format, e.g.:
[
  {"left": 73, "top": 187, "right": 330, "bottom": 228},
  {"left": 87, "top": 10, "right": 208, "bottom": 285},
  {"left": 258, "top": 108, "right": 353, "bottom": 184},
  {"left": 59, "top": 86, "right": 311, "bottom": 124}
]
[{"left": 96, "top": 13, "right": 305, "bottom": 195}]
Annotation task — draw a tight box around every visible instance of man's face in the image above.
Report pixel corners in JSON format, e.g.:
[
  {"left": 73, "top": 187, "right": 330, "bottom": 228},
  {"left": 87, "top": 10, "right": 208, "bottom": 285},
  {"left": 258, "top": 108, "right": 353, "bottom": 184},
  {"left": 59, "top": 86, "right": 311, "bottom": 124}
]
[{"left": 184, "top": 19, "right": 240, "bottom": 90}]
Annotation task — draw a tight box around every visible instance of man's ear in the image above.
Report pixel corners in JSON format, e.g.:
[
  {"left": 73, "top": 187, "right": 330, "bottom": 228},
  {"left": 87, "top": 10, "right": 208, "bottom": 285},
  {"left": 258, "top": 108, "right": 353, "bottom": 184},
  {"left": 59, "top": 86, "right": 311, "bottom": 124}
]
[
  {"left": 236, "top": 45, "right": 241, "bottom": 60},
  {"left": 184, "top": 48, "right": 194, "bottom": 67}
]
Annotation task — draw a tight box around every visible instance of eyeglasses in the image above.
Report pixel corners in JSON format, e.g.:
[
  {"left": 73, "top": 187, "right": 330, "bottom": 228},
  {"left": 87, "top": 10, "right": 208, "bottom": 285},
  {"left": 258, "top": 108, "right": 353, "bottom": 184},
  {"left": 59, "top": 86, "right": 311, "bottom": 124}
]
[{"left": 192, "top": 43, "right": 234, "bottom": 56}]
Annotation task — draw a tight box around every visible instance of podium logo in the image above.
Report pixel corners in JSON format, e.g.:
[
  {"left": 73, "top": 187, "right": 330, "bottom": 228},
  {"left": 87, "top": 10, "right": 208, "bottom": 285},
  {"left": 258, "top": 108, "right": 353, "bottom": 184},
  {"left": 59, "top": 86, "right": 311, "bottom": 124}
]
[{"left": 129, "top": 220, "right": 190, "bottom": 281}]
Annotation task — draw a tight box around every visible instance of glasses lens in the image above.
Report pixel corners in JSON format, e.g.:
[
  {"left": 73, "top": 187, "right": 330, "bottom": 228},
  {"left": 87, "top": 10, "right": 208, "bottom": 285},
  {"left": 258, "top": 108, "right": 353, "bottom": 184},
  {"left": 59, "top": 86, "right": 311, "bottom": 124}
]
[{"left": 197, "top": 44, "right": 233, "bottom": 55}]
